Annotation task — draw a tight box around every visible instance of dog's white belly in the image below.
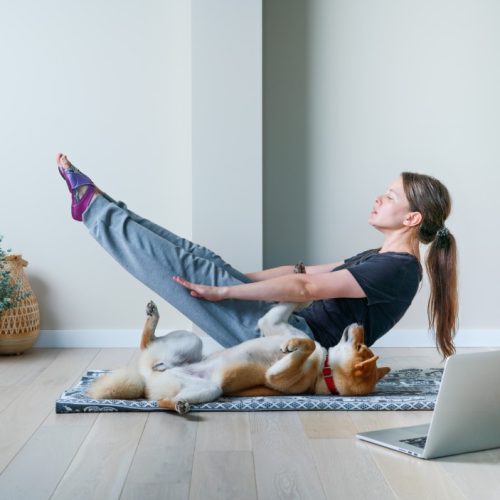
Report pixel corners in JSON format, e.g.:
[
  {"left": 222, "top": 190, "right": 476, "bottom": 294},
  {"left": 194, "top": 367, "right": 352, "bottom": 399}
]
[
  {"left": 143, "top": 330, "right": 316, "bottom": 401},
  {"left": 145, "top": 363, "right": 223, "bottom": 402},
  {"left": 146, "top": 336, "right": 285, "bottom": 396}
]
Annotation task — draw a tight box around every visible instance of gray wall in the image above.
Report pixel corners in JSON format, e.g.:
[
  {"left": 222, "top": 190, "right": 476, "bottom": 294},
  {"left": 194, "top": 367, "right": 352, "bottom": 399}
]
[{"left": 264, "top": 0, "right": 500, "bottom": 336}]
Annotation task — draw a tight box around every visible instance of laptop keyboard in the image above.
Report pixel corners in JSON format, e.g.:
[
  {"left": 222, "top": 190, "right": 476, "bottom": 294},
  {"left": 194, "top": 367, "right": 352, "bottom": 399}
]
[{"left": 399, "top": 436, "right": 427, "bottom": 449}]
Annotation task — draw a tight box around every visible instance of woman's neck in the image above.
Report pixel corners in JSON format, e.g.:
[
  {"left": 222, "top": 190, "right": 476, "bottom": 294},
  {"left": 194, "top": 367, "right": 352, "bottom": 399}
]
[{"left": 379, "top": 232, "right": 420, "bottom": 260}]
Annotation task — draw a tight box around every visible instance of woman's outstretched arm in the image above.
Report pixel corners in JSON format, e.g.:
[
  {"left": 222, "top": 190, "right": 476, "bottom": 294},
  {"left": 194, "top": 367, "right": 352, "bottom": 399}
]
[{"left": 173, "top": 269, "right": 364, "bottom": 303}]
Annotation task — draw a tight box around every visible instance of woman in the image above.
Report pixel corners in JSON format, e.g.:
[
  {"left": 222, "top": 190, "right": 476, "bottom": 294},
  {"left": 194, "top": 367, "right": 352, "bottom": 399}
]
[{"left": 57, "top": 154, "right": 458, "bottom": 358}]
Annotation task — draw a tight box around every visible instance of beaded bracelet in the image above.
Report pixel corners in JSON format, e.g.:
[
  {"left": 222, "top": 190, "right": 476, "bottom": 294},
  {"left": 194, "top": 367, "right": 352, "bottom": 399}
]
[{"left": 294, "top": 261, "right": 306, "bottom": 274}]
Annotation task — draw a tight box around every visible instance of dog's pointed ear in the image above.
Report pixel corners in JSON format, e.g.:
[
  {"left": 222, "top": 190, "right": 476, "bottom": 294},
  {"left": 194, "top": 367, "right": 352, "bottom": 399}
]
[
  {"left": 377, "top": 366, "right": 391, "bottom": 381},
  {"left": 354, "top": 355, "right": 379, "bottom": 370}
]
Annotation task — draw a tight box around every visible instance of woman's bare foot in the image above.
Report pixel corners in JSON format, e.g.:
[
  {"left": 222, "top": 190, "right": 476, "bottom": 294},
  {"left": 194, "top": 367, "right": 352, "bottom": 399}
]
[{"left": 56, "top": 153, "right": 102, "bottom": 202}]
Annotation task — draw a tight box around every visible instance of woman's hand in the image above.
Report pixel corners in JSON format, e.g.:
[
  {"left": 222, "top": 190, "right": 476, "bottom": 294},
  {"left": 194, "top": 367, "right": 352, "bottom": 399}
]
[{"left": 172, "top": 276, "right": 228, "bottom": 302}]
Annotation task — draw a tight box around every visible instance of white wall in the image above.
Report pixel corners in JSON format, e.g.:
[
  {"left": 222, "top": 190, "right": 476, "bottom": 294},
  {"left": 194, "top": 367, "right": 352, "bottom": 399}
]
[
  {"left": 264, "top": 0, "right": 500, "bottom": 345},
  {"left": 1, "top": 0, "right": 193, "bottom": 334}
]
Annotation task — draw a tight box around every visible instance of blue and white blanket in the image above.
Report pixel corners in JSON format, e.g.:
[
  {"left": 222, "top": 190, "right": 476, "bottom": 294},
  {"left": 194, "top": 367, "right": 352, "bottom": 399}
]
[{"left": 56, "top": 368, "right": 442, "bottom": 413}]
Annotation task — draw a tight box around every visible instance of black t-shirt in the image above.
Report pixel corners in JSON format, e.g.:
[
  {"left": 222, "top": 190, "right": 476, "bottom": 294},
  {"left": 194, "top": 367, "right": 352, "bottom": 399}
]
[{"left": 295, "top": 249, "right": 423, "bottom": 348}]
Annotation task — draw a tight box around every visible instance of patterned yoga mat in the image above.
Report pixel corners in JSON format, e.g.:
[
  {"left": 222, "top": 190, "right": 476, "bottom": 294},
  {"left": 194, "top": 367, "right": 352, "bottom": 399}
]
[{"left": 55, "top": 367, "right": 443, "bottom": 413}]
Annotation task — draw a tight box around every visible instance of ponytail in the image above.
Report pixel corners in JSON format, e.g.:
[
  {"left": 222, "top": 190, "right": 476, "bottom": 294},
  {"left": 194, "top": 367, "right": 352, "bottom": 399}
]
[
  {"left": 425, "top": 229, "right": 459, "bottom": 359},
  {"left": 402, "top": 172, "right": 459, "bottom": 359}
]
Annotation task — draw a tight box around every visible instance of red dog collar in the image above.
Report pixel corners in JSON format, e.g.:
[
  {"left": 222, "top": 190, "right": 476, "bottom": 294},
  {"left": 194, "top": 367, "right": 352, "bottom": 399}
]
[{"left": 323, "top": 353, "right": 338, "bottom": 394}]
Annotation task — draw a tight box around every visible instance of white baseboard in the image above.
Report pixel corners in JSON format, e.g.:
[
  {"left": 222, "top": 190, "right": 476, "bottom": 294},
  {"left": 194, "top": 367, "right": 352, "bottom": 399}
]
[
  {"left": 34, "top": 328, "right": 500, "bottom": 349},
  {"left": 34, "top": 329, "right": 224, "bottom": 353}
]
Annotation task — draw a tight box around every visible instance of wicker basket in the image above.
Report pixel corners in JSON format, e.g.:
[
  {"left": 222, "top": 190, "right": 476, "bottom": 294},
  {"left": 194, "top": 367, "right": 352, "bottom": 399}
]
[{"left": 0, "top": 255, "right": 40, "bottom": 355}]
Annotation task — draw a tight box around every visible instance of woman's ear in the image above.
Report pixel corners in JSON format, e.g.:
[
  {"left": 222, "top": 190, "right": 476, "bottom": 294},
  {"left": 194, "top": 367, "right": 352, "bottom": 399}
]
[{"left": 404, "top": 211, "right": 422, "bottom": 228}]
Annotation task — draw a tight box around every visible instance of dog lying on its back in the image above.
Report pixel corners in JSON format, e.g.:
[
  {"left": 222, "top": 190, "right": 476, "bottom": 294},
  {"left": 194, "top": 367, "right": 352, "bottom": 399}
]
[{"left": 87, "top": 301, "right": 390, "bottom": 415}]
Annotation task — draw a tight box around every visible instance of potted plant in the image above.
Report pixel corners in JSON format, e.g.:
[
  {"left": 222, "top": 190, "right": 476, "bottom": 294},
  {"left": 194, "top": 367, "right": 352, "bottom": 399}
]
[{"left": 0, "top": 235, "right": 40, "bottom": 355}]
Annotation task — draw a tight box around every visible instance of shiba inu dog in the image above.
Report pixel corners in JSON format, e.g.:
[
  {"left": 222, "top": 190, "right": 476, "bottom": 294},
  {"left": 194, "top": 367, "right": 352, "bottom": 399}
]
[{"left": 87, "top": 301, "right": 390, "bottom": 415}]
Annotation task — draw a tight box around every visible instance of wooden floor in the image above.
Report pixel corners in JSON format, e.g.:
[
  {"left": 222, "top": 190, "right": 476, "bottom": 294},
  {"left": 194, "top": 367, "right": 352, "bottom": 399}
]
[{"left": 0, "top": 347, "right": 499, "bottom": 500}]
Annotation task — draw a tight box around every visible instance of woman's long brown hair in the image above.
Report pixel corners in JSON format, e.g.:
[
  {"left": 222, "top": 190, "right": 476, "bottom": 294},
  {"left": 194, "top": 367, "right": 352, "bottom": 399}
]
[{"left": 402, "top": 172, "right": 458, "bottom": 359}]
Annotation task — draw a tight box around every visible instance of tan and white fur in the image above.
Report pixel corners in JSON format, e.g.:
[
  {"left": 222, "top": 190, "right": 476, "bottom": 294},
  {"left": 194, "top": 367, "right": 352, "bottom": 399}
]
[{"left": 87, "top": 300, "right": 390, "bottom": 415}]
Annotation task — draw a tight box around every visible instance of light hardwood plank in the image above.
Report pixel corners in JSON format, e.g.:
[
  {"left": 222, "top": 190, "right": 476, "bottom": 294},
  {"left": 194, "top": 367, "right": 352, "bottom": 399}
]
[
  {"left": 299, "top": 411, "right": 358, "bottom": 439},
  {"left": 0, "top": 412, "right": 100, "bottom": 500},
  {"left": 0, "top": 348, "right": 137, "bottom": 500},
  {"left": 0, "top": 386, "right": 22, "bottom": 414},
  {"left": 250, "top": 411, "right": 326, "bottom": 499},
  {"left": 120, "top": 412, "right": 198, "bottom": 500},
  {"left": 436, "top": 448, "right": 500, "bottom": 499},
  {"left": 309, "top": 438, "right": 397, "bottom": 499},
  {"left": 195, "top": 412, "right": 252, "bottom": 452},
  {"left": 86, "top": 347, "right": 138, "bottom": 371},
  {"left": 0, "top": 348, "right": 99, "bottom": 474},
  {"left": 189, "top": 451, "right": 257, "bottom": 500},
  {"left": 0, "top": 349, "right": 61, "bottom": 411},
  {"left": 0, "top": 348, "right": 60, "bottom": 384},
  {"left": 185, "top": 413, "right": 255, "bottom": 500},
  {"left": 50, "top": 413, "right": 148, "bottom": 500}
]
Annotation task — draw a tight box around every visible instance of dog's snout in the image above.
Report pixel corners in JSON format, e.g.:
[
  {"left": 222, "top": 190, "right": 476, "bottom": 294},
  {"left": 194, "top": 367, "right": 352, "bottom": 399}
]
[
  {"left": 341, "top": 323, "right": 364, "bottom": 344},
  {"left": 342, "top": 326, "right": 350, "bottom": 342}
]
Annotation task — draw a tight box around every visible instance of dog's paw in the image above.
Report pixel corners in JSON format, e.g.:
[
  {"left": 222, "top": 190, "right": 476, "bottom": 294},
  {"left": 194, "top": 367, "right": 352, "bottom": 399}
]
[
  {"left": 175, "top": 400, "right": 191, "bottom": 415},
  {"left": 280, "top": 338, "right": 301, "bottom": 353},
  {"left": 146, "top": 301, "right": 158, "bottom": 317}
]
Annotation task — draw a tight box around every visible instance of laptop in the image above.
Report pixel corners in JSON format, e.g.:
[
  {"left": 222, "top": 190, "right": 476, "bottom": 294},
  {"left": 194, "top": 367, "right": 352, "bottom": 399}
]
[{"left": 356, "top": 350, "right": 500, "bottom": 459}]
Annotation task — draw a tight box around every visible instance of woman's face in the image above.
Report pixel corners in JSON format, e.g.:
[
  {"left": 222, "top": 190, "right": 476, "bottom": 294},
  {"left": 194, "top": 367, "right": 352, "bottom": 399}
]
[{"left": 368, "top": 176, "right": 413, "bottom": 232}]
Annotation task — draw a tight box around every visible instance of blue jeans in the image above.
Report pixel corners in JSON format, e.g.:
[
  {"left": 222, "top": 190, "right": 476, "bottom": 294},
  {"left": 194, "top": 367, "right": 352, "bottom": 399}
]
[{"left": 82, "top": 192, "right": 314, "bottom": 347}]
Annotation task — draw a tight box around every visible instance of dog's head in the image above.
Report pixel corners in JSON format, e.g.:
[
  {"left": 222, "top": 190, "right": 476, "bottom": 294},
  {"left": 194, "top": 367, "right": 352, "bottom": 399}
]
[{"left": 328, "top": 323, "right": 390, "bottom": 396}]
